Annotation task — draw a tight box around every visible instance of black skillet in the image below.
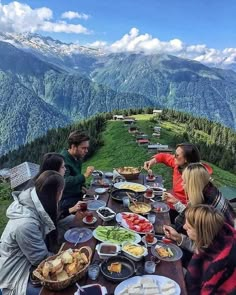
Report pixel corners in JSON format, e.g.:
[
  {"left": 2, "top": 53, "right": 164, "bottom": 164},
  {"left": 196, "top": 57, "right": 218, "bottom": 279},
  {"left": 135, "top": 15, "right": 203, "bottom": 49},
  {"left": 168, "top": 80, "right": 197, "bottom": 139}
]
[
  {"left": 100, "top": 255, "right": 136, "bottom": 282},
  {"left": 111, "top": 189, "right": 138, "bottom": 202}
]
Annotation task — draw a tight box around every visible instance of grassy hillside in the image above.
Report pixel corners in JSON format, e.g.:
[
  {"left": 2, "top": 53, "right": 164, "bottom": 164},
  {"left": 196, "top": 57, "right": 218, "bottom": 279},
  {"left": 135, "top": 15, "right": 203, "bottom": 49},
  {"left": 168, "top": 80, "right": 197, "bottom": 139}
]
[
  {"left": 85, "top": 115, "right": 236, "bottom": 188},
  {"left": 0, "top": 182, "right": 11, "bottom": 233},
  {"left": 1, "top": 114, "right": 236, "bottom": 234}
]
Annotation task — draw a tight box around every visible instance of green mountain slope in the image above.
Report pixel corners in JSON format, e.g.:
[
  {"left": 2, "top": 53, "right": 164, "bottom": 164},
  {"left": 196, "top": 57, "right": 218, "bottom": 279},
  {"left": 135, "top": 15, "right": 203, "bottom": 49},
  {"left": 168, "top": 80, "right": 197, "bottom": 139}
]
[
  {"left": 90, "top": 53, "right": 236, "bottom": 129},
  {"left": 85, "top": 117, "right": 236, "bottom": 189},
  {"left": 0, "top": 41, "right": 151, "bottom": 155}
]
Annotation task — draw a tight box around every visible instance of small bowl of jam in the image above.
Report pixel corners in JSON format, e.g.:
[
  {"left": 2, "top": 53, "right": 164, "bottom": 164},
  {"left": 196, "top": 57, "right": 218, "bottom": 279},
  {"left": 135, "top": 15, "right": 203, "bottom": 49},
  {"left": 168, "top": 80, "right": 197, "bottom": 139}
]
[{"left": 96, "top": 242, "right": 120, "bottom": 259}]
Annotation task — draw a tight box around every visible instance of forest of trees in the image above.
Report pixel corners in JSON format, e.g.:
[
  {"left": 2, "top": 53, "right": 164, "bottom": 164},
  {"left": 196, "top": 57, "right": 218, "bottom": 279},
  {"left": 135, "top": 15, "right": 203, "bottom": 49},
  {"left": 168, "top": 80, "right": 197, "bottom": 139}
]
[
  {"left": 158, "top": 109, "right": 236, "bottom": 172},
  {"left": 0, "top": 114, "right": 107, "bottom": 167},
  {"left": 1, "top": 108, "right": 236, "bottom": 173}
]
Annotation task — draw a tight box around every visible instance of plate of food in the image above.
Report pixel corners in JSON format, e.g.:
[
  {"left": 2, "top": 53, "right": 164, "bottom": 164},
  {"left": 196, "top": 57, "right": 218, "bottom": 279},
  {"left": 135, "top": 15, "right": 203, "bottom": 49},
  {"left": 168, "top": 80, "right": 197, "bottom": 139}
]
[
  {"left": 114, "top": 275, "right": 180, "bottom": 295},
  {"left": 128, "top": 202, "right": 151, "bottom": 215},
  {"left": 151, "top": 242, "right": 183, "bottom": 262},
  {"left": 93, "top": 226, "right": 141, "bottom": 245},
  {"left": 116, "top": 212, "right": 153, "bottom": 234},
  {"left": 100, "top": 255, "right": 136, "bottom": 282},
  {"left": 114, "top": 182, "right": 147, "bottom": 193}
]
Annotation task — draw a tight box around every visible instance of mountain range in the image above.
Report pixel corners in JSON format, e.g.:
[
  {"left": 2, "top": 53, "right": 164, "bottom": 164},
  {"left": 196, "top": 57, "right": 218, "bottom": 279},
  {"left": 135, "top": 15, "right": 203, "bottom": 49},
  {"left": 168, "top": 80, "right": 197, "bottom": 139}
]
[{"left": 0, "top": 32, "right": 236, "bottom": 156}]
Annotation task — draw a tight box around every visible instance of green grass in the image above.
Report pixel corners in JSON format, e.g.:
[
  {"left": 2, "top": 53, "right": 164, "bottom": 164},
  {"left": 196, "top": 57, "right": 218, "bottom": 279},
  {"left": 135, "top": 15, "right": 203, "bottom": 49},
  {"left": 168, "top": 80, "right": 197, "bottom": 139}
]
[
  {"left": 84, "top": 115, "right": 236, "bottom": 190},
  {"left": 0, "top": 182, "right": 12, "bottom": 234}
]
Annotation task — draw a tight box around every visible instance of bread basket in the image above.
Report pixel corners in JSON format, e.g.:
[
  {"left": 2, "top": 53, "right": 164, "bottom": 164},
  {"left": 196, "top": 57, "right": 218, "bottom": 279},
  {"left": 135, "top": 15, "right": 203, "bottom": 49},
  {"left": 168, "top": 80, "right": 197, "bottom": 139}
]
[
  {"left": 33, "top": 246, "right": 92, "bottom": 291},
  {"left": 115, "top": 167, "right": 141, "bottom": 180}
]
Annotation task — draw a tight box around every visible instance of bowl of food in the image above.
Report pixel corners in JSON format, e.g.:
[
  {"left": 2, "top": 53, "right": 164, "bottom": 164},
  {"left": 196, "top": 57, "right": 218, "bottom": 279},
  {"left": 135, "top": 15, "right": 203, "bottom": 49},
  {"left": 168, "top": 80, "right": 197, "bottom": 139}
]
[
  {"left": 96, "top": 243, "right": 120, "bottom": 260},
  {"left": 122, "top": 242, "right": 148, "bottom": 261},
  {"left": 128, "top": 202, "right": 152, "bottom": 215},
  {"left": 97, "top": 207, "right": 116, "bottom": 221},
  {"left": 115, "top": 167, "right": 141, "bottom": 180}
]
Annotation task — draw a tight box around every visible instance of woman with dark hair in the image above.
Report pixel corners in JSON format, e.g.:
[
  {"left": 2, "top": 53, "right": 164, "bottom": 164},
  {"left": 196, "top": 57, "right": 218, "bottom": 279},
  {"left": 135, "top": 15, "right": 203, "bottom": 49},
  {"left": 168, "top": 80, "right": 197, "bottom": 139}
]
[
  {"left": 183, "top": 205, "right": 236, "bottom": 294},
  {"left": 28, "top": 153, "right": 82, "bottom": 217},
  {"left": 35, "top": 153, "right": 66, "bottom": 178},
  {"left": 0, "top": 171, "right": 64, "bottom": 295},
  {"left": 144, "top": 143, "right": 212, "bottom": 208}
]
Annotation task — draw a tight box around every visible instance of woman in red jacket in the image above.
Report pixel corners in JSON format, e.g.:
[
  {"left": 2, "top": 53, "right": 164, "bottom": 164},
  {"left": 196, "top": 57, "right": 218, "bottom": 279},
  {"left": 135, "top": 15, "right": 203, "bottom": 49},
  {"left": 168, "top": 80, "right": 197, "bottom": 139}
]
[{"left": 144, "top": 143, "right": 212, "bottom": 206}]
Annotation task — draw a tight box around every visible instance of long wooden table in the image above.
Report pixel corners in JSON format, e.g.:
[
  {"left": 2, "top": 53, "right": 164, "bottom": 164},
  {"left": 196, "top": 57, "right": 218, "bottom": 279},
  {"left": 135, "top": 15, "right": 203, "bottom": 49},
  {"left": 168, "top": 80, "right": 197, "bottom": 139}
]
[{"left": 40, "top": 175, "right": 187, "bottom": 295}]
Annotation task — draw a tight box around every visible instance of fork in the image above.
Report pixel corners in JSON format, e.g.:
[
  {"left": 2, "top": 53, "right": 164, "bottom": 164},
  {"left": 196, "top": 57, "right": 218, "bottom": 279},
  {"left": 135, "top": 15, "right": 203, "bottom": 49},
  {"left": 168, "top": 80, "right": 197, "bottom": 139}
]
[
  {"left": 94, "top": 194, "right": 99, "bottom": 200},
  {"left": 75, "top": 283, "right": 85, "bottom": 293},
  {"left": 74, "top": 232, "right": 84, "bottom": 246}
]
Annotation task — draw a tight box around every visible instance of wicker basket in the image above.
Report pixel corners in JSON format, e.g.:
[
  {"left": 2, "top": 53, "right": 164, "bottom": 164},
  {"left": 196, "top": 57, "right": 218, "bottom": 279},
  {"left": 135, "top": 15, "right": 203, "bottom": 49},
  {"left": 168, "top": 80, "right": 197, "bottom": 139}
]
[
  {"left": 115, "top": 167, "right": 141, "bottom": 180},
  {"left": 33, "top": 246, "right": 92, "bottom": 291}
]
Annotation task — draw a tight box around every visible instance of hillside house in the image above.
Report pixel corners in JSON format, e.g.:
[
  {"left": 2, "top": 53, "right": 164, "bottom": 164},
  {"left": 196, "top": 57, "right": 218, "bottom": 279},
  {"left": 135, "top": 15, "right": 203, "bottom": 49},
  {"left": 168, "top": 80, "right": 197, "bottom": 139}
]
[
  {"left": 153, "top": 126, "right": 161, "bottom": 133},
  {"left": 136, "top": 134, "right": 149, "bottom": 140},
  {"left": 0, "top": 168, "right": 10, "bottom": 181},
  {"left": 153, "top": 110, "right": 162, "bottom": 115},
  {"left": 123, "top": 118, "right": 136, "bottom": 125},
  {"left": 148, "top": 144, "right": 172, "bottom": 153},
  {"left": 136, "top": 139, "right": 150, "bottom": 145},
  {"left": 113, "top": 115, "right": 124, "bottom": 120},
  {"left": 10, "top": 162, "right": 39, "bottom": 190},
  {"left": 152, "top": 132, "right": 161, "bottom": 138}
]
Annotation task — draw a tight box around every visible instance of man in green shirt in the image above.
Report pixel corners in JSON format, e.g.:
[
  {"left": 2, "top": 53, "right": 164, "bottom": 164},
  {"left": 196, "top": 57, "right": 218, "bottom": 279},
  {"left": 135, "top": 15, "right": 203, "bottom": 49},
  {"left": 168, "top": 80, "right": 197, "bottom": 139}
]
[{"left": 60, "top": 131, "right": 94, "bottom": 212}]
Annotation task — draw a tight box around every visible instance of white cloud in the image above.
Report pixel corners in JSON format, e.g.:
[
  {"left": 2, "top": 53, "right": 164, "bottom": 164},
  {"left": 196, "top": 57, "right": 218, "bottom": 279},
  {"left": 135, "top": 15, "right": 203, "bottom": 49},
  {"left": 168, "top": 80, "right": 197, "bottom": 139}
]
[
  {"left": 88, "top": 28, "right": 236, "bottom": 68},
  {"left": 41, "top": 21, "right": 89, "bottom": 34},
  {"left": 61, "top": 11, "right": 90, "bottom": 20},
  {"left": 0, "top": 1, "right": 90, "bottom": 34}
]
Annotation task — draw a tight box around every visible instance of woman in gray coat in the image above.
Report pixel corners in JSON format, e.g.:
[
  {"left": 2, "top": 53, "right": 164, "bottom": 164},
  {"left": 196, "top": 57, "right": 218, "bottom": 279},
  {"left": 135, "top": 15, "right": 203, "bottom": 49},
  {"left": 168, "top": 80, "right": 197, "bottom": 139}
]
[{"left": 0, "top": 170, "right": 65, "bottom": 295}]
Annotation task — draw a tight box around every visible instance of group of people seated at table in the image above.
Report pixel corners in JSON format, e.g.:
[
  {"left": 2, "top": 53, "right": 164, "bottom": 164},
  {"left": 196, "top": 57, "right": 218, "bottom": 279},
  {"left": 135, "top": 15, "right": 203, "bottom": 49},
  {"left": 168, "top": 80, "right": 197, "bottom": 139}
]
[
  {"left": 144, "top": 142, "right": 236, "bottom": 294},
  {"left": 0, "top": 131, "right": 236, "bottom": 295}
]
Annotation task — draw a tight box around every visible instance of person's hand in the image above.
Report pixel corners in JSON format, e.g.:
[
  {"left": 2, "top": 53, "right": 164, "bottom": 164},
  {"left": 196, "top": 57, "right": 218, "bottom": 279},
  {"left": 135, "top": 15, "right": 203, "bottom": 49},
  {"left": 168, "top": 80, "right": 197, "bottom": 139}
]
[
  {"left": 163, "top": 225, "right": 182, "bottom": 243},
  {"left": 163, "top": 192, "right": 178, "bottom": 205},
  {"left": 84, "top": 166, "right": 94, "bottom": 178},
  {"left": 69, "top": 201, "right": 83, "bottom": 214},
  {"left": 144, "top": 158, "right": 156, "bottom": 170}
]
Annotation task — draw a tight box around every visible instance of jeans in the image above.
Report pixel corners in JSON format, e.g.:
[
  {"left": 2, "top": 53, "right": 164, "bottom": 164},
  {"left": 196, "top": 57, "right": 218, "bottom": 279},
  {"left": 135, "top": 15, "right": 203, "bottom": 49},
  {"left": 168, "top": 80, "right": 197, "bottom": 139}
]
[{"left": 26, "top": 281, "right": 41, "bottom": 295}]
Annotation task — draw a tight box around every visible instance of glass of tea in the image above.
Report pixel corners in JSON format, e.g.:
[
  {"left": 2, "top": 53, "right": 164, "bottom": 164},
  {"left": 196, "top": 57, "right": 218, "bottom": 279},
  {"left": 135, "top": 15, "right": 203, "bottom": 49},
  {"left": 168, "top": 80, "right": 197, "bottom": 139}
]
[
  {"left": 80, "top": 202, "right": 87, "bottom": 212},
  {"left": 146, "top": 188, "right": 153, "bottom": 198},
  {"left": 145, "top": 232, "right": 154, "bottom": 244},
  {"left": 85, "top": 212, "right": 93, "bottom": 223}
]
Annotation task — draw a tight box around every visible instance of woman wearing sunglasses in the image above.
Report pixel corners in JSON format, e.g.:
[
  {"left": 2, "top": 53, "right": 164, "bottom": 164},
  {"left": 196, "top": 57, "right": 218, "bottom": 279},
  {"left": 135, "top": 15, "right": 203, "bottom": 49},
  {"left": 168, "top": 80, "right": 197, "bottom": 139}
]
[{"left": 144, "top": 143, "right": 212, "bottom": 220}]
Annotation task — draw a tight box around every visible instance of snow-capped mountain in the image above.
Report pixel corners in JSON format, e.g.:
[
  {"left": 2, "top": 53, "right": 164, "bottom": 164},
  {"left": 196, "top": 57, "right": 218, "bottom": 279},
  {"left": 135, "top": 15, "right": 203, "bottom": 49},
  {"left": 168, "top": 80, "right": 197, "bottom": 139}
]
[
  {"left": 0, "top": 32, "right": 103, "bottom": 72},
  {"left": 0, "top": 32, "right": 101, "bottom": 57}
]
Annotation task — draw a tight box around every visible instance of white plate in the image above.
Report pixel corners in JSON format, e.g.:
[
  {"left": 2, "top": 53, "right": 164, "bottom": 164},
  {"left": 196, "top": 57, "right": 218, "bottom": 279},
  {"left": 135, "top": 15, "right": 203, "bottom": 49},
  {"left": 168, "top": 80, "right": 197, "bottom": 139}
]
[
  {"left": 93, "top": 226, "right": 141, "bottom": 245},
  {"left": 113, "top": 181, "right": 147, "bottom": 192},
  {"left": 87, "top": 200, "right": 106, "bottom": 210},
  {"left": 82, "top": 216, "right": 97, "bottom": 224},
  {"left": 95, "top": 187, "right": 107, "bottom": 194},
  {"left": 116, "top": 212, "right": 153, "bottom": 234},
  {"left": 114, "top": 275, "right": 180, "bottom": 295}
]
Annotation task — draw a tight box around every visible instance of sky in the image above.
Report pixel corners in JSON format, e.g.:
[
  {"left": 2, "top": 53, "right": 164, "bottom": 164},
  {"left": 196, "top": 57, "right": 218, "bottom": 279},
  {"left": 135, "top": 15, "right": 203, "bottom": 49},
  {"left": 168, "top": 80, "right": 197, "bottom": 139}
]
[{"left": 0, "top": 0, "right": 236, "bottom": 66}]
